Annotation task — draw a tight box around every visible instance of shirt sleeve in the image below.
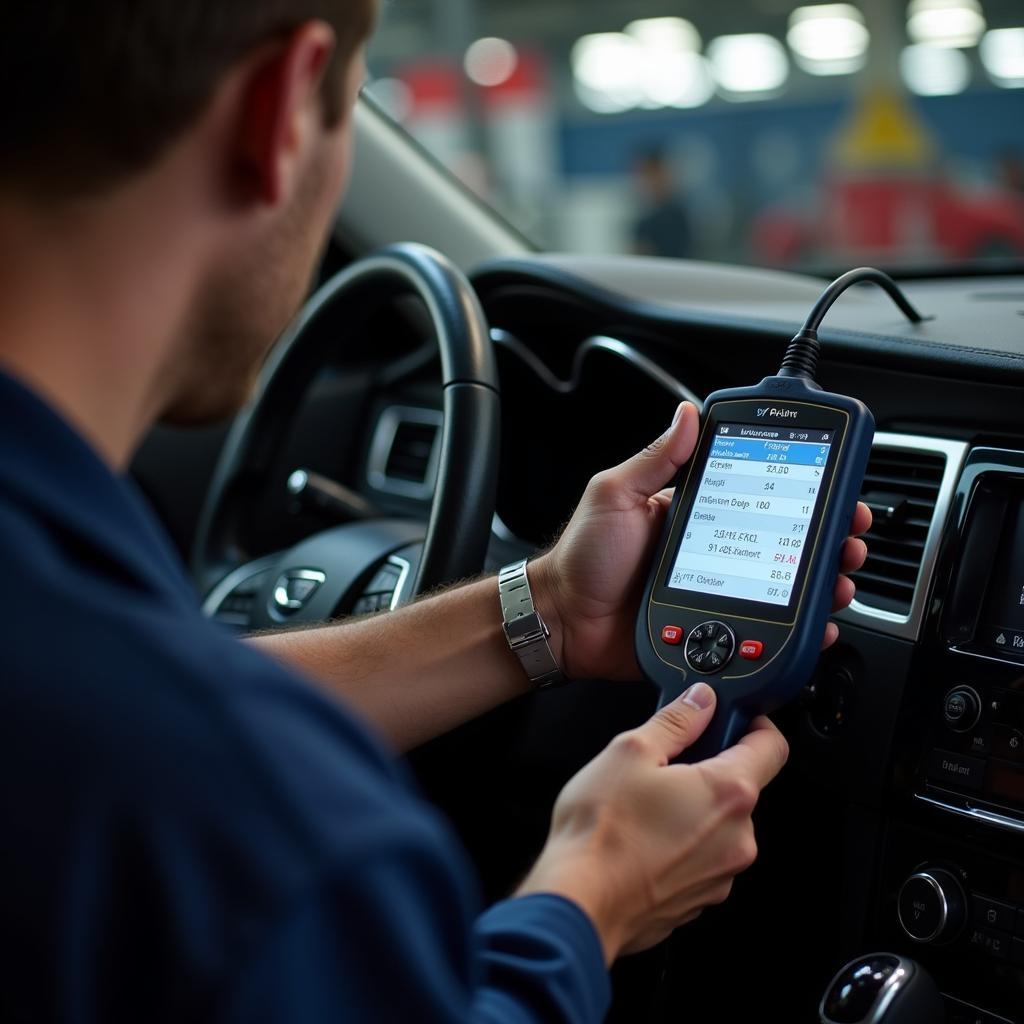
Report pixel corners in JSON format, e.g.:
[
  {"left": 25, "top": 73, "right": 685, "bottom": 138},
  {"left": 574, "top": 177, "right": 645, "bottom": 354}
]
[
  {"left": 219, "top": 839, "right": 611, "bottom": 1024},
  {"left": 473, "top": 894, "right": 611, "bottom": 1024}
]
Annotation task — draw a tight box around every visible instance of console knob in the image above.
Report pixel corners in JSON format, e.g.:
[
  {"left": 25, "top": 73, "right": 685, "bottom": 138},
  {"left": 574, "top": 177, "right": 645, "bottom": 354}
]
[
  {"left": 897, "top": 868, "right": 966, "bottom": 944},
  {"left": 942, "top": 686, "right": 981, "bottom": 733}
]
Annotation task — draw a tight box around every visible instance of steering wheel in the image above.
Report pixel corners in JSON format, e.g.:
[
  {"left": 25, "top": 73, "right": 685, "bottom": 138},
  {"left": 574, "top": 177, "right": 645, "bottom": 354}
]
[{"left": 193, "top": 242, "right": 500, "bottom": 630}]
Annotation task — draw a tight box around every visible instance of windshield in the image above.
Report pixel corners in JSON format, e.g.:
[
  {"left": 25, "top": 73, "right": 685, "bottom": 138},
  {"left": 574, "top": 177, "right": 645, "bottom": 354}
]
[{"left": 366, "top": 1, "right": 1024, "bottom": 274}]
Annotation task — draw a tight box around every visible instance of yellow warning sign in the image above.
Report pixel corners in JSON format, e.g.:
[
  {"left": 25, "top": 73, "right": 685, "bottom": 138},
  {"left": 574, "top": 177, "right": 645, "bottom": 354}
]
[{"left": 832, "top": 88, "right": 935, "bottom": 170}]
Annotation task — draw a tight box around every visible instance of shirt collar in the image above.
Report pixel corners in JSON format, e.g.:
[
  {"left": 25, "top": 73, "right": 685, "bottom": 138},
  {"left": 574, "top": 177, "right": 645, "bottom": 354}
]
[{"left": 0, "top": 368, "right": 198, "bottom": 609}]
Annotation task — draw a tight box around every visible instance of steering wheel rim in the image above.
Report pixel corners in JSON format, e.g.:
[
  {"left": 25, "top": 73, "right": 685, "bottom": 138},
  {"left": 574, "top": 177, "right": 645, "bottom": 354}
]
[{"left": 192, "top": 242, "right": 500, "bottom": 604}]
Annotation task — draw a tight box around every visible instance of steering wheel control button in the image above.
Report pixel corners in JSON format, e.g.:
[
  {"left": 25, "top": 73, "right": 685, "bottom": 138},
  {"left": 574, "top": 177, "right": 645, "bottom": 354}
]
[
  {"left": 943, "top": 686, "right": 981, "bottom": 732},
  {"left": 739, "top": 640, "right": 764, "bottom": 660},
  {"left": 660, "top": 625, "right": 683, "bottom": 646},
  {"left": 898, "top": 869, "right": 966, "bottom": 944},
  {"left": 685, "top": 621, "right": 735, "bottom": 674},
  {"left": 926, "top": 748, "right": 985, "bottom": 791},
  {"left": 368, "top": 566, "right": 401, "bottom": 593},
  {"left": 271, "top": 569, "right": 326, "bottom": 615}
]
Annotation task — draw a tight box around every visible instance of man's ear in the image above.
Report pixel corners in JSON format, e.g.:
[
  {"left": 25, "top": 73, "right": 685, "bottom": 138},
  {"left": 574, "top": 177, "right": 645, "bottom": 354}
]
[{"left": 231, "top": 21, "right": 338, "bottom": 206}]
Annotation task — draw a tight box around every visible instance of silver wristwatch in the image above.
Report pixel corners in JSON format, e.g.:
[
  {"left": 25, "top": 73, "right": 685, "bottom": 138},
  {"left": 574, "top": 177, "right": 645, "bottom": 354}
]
[{"left": 498, "top": 559, "right": 565, "bottom": 689}]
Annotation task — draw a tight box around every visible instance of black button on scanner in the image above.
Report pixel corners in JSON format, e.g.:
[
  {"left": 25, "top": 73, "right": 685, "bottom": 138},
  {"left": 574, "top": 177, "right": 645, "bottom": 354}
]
[{"left": 685, "top": 620, "right": 735, "bottom": 675}]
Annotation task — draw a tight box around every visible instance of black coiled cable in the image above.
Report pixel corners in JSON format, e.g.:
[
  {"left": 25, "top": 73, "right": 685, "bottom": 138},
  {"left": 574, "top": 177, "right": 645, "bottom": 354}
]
[{"left": 778, "top": 267, "right": 929, "bottom": 382}]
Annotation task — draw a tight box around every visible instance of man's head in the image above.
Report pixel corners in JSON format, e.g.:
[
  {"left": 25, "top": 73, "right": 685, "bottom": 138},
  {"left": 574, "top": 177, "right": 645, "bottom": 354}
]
[{"left": 0, "top": 1, "right": 375, "bottom": 430}]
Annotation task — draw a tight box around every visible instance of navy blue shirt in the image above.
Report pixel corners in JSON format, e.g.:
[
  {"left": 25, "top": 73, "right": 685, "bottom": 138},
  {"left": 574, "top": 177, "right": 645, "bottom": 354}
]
[{"left": 0, "top": 370, "right": 609, "bottom": 1023}]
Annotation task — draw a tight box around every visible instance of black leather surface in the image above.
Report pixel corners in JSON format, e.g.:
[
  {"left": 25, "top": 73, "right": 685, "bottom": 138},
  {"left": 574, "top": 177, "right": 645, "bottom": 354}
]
[
  {"left": 416, "top": 382, "right": 501, "bottom": 593},
  {"left": 472, "top": 258, "right": 1024, "bottom": 386}
]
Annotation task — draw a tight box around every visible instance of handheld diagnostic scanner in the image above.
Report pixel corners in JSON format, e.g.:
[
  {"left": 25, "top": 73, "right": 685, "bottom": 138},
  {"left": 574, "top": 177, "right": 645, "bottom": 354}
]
[{"left": 635, "top": 268, "right": 930, "bottom": 763}]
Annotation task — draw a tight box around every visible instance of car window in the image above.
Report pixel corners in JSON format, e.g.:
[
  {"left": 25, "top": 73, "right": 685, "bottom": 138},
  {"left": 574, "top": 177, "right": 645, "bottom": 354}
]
[{"left": 365, "top": 0, "right": 1024, "bottom": 273}]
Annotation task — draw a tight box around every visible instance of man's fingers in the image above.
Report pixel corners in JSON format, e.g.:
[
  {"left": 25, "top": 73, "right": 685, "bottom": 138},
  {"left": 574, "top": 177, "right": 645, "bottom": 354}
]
[
  {"left": 821, "top": 621, "right": 840, "bottom": 650},
  {"left": 840, "top": 537, "right": 867, "bottom": 574},
  {"left": 851, "top": 501, "right": 872, "bottom": 536},
  {"left": 629, "top": 682, "right": 717, "bottom": 763},
  {"left": 832, "top": 574, "right": 856, "bottom": 611},
  {"left": 605, "top": 402, "right": 699, "bottom": 501},
  {"left": 705, "top": 715, "right": 789, "bottom": 791}
]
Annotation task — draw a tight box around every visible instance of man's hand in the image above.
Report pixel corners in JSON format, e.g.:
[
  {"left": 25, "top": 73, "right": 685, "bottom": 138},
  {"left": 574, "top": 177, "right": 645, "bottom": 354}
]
[
  {"left": 533, "top": 402, "right": 872, "bottom": 681},
  {"left": 517, "top": 684, "right": 788, "bottom": 963}
]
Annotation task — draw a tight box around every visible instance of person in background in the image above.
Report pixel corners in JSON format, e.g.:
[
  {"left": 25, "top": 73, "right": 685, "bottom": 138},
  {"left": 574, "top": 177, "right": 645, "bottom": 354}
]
[{"left": 632, "top": 147, "right": 693, "bottom": 258}]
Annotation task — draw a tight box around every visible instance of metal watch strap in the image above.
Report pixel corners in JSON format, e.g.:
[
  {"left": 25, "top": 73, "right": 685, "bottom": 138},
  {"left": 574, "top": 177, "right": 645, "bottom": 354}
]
[{"left": 498, "top": 559, "right": 565, "bottom": 689}]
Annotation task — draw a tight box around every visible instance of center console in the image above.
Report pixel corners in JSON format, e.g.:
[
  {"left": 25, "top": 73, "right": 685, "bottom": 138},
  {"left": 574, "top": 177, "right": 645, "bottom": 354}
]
[{"left": 872, "top": 448, "right": 1024, "bottom": 1023}]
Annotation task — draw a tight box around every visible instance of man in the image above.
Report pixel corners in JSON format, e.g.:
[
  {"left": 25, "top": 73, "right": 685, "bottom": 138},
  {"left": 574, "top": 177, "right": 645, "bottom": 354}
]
[
  {"left": 632, "top": 148, "right": 692, "bottom": 259},
  {"left": 0, "top": 4, "right": 870, "bottom": 1022}
]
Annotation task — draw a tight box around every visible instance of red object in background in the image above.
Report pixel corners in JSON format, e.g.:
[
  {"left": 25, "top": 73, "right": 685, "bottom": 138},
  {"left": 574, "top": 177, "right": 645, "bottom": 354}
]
[
  {"left": 397, "top": 50, "right": 547, "bottom": 117},
  {"left": 753, "top": 174, "right": 1024, "bottom": 266}
]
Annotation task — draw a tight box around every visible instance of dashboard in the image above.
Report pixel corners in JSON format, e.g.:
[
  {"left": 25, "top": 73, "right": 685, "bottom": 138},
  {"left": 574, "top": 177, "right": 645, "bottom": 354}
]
[{"left": 135, "top": 254, "right": 1024, "bottom": 1022}]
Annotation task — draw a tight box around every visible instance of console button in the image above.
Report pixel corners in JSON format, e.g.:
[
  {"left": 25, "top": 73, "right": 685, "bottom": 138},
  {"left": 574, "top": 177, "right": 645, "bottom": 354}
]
[
  {"left": 943, "top": 686, "right": 982, "bottom": 733},
  {"left": 660, "top": 625, "right": 683, "bottom": 645},
  {"left": 739, "top": 640, "right": 763, "bottom": 660},
  {"left": 926, "top": 749, "right": 985, "bottom": 791},
  {"left": 1013, "top": 937, "right": 1024, "bottom": 967},
  {"left": 1016, "top": 908, "right": 1024, "bottom": 938},
  {"left": 964, "top": 726, "right": 991, "bottom": 757},
  {"left": 967, "top": 926, "right": 1010, "bottom": 960},
  {"left": 972, "top": 895, "right": 1015, "bottom": 933},
  {"left": 993, "top": 725, "right": 1024, "bottom": 762},
  {"left": 897, "top": 869, "right": 965, "bottom": 943}
]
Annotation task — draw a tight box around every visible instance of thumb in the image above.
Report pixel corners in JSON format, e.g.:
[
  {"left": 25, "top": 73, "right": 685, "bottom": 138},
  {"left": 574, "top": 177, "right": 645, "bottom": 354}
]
[
  {"left": 609, "top": 401, "right": 700, "bottom": 500},
  {"left": 635, "top": 682, "right": 717, "bottom": 763}
]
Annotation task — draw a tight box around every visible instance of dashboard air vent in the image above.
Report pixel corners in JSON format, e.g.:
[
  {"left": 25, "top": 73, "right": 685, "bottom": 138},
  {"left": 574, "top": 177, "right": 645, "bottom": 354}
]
[
  {"left": 851, "top": 448, "right": 945, "bottom": 616},
  {"left": 367, "top": 406, "right": 443, "bottom": 500},
  {"left": 386, "top": 420, "right": 439, "bottom": 484},
  {"left": 837, "top": 434, "right": 969, "bottom": 641}
]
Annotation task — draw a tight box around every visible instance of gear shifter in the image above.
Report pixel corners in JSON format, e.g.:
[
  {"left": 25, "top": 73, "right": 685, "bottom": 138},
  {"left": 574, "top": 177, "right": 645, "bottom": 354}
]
[{"left": 820, "top": 954, "right": 944, "bottom": 1024}]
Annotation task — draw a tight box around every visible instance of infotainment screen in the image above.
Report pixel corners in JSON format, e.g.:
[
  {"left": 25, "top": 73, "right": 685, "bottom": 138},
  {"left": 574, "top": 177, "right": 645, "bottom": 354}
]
[{"left": 666, "top": 423, "right": 836, "bottom": 608}]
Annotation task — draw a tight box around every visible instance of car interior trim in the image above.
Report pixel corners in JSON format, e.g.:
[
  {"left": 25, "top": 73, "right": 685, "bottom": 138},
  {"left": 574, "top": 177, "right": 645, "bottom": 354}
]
[
  {"left": 834, "top": 433, "right": 970, "bottom": 642},
  {"left": 491, "top": 329, "right": 704, "bottom": 412},
  {"left": 201, "top": 554, "right": 280, "bottom": 618},
  {"left": 366, "top": 405, "right": 444, "bottom": 501},
  {"left": 913, "top": 792, "right": 1024, "bottom": 838}
]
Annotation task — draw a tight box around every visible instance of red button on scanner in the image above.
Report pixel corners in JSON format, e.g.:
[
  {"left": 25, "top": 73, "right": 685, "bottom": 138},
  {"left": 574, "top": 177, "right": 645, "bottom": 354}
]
[
  {"left": 661, "top": 625, "right": 683, "bottom": 646},
  {"left": 739, "top": 640, "right": 763, "bottom": 660}
]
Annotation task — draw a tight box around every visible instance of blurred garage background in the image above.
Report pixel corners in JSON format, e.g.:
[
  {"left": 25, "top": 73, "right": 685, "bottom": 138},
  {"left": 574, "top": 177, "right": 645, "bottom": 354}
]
[{"left": 363, "top": 0, "right": 1024, "bottom": 273}]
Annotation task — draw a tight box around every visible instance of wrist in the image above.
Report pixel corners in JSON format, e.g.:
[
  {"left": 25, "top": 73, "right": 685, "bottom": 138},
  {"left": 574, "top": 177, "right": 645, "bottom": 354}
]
[
  {"left": 516, "top": 846, "right": 625, "bottom": 965},
  {"left": 527, "top": 554, "right": 567, "bottom": 677}
]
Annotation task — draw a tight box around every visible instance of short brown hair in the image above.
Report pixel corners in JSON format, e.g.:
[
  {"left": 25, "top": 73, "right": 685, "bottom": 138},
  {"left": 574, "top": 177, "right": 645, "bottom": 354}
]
[{"left": 0, "top": 1, "right": 375, "bottom": 197}]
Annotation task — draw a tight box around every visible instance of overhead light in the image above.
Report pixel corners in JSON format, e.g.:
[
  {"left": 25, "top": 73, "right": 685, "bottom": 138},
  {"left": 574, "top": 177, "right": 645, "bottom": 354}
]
[
  {"left": 363, "top": 77, "right": 413, "bottom": 121},
  {"left": 625, "top": 17, "right": 701, "bottom": 53},
  {"left": 464, "top": 36, "right": 518, "bottom": 87},
  {"left": 707, "top": 34, "right": 790, "bottom": 98},
  {"left": 980, "top": 28, "right": 1024, "bottom": 87},
  {"left": 572, "top": 28, "right": 713, "bottom": 112},
  {"left": 640, "top": 51, "right": 715, "bottom": 109},
  {"left": 900, "top": 42, "right": 971, "bottom": 94},
  {"left": 907, "top": 0, "right": 986, "bottom": 49},
  {"left": 787, "top": 4, "right": 870, "bottom": 75},
  {"left": 572, "top": 32, "right": 644, "bottom": 113}
]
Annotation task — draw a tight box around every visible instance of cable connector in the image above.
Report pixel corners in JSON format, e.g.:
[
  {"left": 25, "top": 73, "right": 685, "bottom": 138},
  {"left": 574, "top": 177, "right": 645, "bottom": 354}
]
[{"left": 778, "top": 328, "right": 821, "bottom": 380}]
